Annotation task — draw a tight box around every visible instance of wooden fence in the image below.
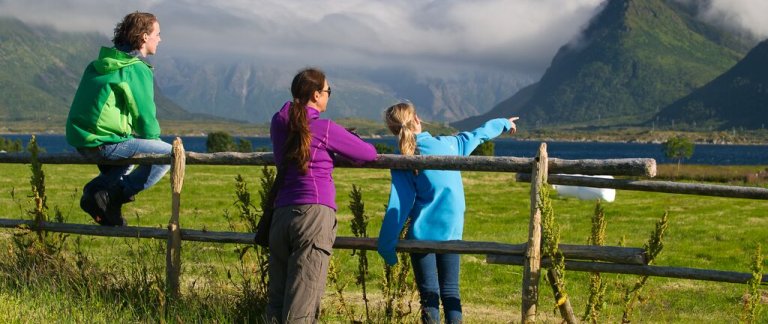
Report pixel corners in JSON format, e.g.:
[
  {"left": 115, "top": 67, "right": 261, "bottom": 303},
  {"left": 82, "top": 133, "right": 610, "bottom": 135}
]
[{"left": 1, "top": 138, "right": 767, "bottom": 323}]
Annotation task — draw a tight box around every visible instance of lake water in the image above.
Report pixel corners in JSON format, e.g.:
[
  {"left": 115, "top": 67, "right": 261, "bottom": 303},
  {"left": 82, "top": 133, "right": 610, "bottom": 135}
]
[{"left": 3, "top": 134, "right": 767, "bottom": 165}]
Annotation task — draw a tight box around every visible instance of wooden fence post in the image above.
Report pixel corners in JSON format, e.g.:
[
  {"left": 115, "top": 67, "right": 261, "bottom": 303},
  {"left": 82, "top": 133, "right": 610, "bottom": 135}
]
[
  {"left": 166, "top": 138, "right": 185, "bottom": 300},
  {"left": 522, "top": 143, "right": 547, "bottom": 323}
]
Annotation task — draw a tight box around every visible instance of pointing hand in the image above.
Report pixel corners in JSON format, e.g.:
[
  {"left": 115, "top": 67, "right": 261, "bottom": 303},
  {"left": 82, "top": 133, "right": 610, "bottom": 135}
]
[{"left": 508, "top": 117, "right": 519, "bottom": 134}]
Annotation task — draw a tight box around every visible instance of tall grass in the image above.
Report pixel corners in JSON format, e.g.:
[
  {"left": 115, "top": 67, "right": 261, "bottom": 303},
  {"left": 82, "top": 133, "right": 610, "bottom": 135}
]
[
  {"left": 621, "top": 212, "right": 669, "bottom": 323},
  {"left": 0, "top": 139, "right": 253, "bottom": 322},
  {"left": 349, "top": 184, "right": 372, "bottom": 321},
  {"left": 655, "top": 164, "right": 768, "bottom": 185},
  {"left": 328, "top": 184, "right": 419, "bottom": 323},
  {"left": 0, "top": 162, "right": 766, "bottom": 322},
  {"left": 540, "top": 183, "right": 570, "bottom": 317},
  {"left": 223, "top": 171, "right": 270, "bottom": 322},
  {"left": 583, "top": 201, "right": 608, "bottom": 323},
  {"left": 741, "top": 244, "right": 764, "bottom": 323}
]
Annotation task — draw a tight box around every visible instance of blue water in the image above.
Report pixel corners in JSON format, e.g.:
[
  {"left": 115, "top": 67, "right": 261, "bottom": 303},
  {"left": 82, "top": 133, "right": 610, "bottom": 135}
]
[{"left": 3, "top": 134, "right": 767, "bottom": 165}]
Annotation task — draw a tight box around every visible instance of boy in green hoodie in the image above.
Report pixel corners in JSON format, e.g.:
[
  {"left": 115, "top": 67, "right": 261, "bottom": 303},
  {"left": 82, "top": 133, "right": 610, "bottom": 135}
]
[{"left": 66, "top": 12, "right": 171, "bottom": 226}]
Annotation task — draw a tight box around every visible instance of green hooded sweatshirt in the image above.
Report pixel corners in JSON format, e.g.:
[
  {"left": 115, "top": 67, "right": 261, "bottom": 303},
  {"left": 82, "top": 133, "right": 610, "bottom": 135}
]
[{"left": 66, "top": 47, "right": 161, "bottom": 148}]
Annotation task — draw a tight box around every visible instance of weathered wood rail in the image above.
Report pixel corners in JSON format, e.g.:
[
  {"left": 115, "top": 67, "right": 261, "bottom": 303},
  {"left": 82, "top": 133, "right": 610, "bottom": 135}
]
[
  {"left": 0, "top": 151, "right": 656, "bottom": 176},
  {"left": 516, "top": 173, "right": 768, "bottom": 200},
  {"left": 488, "top": 255, "right": 768, "bottom": 285},
  {"left": 1, "top": 138, "right": 766, "bottom": 323},
  {"left": 0, "top": 219, "right": 646, "bottom": 264}
]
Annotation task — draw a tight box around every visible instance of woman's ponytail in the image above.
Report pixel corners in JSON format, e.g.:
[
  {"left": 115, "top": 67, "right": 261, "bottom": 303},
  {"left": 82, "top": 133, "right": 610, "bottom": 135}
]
[
  {"left": 286, "top": 68, "right": 326, "bottom": 174},
  {"left": 287, "top": 97, "right": 311, "bottom": 172}
]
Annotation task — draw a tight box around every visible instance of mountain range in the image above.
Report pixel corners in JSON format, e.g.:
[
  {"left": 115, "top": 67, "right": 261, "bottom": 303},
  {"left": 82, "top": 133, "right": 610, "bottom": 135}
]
[
  {"left": 452, "top": 0, "right": 762, "bottom": 130},
  {"left": 2, "top": 0, "right": 766, "bottom": 133},
  {"left": 153, "top": 59, "right": 530, "bottom": 124},
  {"left": 0, "top": 15, "right": 529, "bottom": 130},
  {"left": 0, "top": 17, "right": 212, "bottom": 126}
]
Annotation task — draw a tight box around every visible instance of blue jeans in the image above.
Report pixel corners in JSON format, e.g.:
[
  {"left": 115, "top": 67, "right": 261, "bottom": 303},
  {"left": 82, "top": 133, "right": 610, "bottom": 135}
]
[
  {"left": 77, "top": 138, "right": 171, "bottom": 197},
  {"left": 410, "top": 253, "right": 462, "bottom": 324}
]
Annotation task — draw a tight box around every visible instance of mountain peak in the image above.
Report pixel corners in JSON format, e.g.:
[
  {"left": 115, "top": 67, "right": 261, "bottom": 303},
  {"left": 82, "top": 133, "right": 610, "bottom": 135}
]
[
  {"left": 452, "top": 0, "right": 753, "bottom": 130},
  {"left": 656, "top": 39, "right": 768, "bottom": 129}
]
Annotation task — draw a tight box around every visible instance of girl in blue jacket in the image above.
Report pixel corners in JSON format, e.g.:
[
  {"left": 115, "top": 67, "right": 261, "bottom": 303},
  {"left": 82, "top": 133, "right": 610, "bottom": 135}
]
[{"left": 377, "top": 102, "right": 518, "bottom": 323}]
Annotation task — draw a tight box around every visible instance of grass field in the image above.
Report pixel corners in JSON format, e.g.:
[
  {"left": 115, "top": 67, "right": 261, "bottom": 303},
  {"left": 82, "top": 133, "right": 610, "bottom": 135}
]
[{"left": 0, "top": 163, "right": 766, "bottom": 323}]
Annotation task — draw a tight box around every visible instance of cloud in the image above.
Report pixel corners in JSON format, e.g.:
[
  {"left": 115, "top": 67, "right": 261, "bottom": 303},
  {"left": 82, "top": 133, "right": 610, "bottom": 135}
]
[
  {"left": 2, "top": 0, "right": 765, "bottom": 78},
  {"left": 0, "top": 0, "right": 605, "bottom": 76},
  {"left": 702, "top": 0, "right": 768, "bottom": 38}
]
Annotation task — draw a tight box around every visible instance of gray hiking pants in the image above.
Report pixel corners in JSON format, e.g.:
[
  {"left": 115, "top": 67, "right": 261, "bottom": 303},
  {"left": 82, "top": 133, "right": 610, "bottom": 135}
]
[{"left": 266, "top": 204, "right": 337, "bottom": 323}]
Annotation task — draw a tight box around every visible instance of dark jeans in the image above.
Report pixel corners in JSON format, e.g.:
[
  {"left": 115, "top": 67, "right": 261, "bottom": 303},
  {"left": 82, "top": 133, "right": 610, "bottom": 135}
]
[
  {"left": 77, "top": 138, "right": 171, "bottom": 197},
  {"left": 410, "top": 253, "right": 462, "bottom": 324}
]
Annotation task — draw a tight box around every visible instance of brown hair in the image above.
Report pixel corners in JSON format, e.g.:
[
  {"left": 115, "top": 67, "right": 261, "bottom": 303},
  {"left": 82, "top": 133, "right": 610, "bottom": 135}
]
[
  {"left": 384, "top": 102, "right": 419, "bottom": 157},
  {"left": 112, "top": 12, "right": 157, "bottom": 51},
  {"left": 287, "top": 68, "right": 326, "bottom": 173}
]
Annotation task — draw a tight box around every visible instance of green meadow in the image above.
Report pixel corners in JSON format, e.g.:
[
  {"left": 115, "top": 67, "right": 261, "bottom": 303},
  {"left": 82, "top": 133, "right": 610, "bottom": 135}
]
[{"left": 0, "top": 163, "right": 766, "bottom": 323}]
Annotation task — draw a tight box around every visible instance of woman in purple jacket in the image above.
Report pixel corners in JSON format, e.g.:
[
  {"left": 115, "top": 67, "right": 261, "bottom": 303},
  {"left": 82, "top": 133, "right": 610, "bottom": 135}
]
[{"left": 267, "top": 68, "right": 378, "bottom": 323}]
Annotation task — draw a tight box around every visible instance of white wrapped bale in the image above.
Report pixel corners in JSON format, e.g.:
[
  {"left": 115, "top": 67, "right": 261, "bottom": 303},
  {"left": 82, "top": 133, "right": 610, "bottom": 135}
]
[{"left": 552, "top": 175, "right": 616, "bottom": 202}]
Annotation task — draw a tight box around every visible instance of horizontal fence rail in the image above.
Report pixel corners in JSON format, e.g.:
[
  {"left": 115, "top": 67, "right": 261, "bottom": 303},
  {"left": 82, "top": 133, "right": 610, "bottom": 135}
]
[
  {"left": 516, "top": 173, "right": 768, "bottom": 200},
  {"left": 0, "top": 152, "right": 657, "bottom": 177},
  {"left": 487, "top": 255, "right": 768, "bottom": 285},
  {"left": 0, "top": 219, "right": 645, "bottom": 265}
]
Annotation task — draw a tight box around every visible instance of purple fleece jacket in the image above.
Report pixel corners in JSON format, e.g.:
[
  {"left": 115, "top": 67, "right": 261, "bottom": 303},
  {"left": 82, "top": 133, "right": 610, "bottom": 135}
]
[{"left": 270, "top": 101, "right": 377, "bottom": 210}]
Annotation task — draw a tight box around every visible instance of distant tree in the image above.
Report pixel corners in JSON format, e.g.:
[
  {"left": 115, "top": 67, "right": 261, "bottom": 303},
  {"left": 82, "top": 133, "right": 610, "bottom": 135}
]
[
  {"left": 0, "top": 136, "right": 24, "bottom": 153},
  {"left": 663, "top": 136, "right": 694, "bottom": 176},
  {"left": 374, "top": 143, "right": 394, "bottom": 154},
  {"left": 236, "top": 139, "right": 253, "bottom": 153},
  {"left": 206, "top": 131, "right": 236, "bottom": 153},
  {"left": 471, "top": 141, "right": 495, "bottom": 156},
  {"left": 253, "top": 146, "right": 270, "bottom": 152}
]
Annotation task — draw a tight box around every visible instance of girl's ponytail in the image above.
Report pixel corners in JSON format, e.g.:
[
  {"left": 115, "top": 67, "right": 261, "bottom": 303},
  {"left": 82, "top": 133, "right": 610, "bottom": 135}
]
[{"left": 384, "top": 102, "right": 419, "bottom": 174}]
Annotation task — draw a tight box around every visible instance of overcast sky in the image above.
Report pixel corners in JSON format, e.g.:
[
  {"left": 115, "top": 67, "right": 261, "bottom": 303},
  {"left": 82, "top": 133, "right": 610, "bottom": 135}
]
[{"left": 2, "top": 0, "right": 767, "bottom": 77}]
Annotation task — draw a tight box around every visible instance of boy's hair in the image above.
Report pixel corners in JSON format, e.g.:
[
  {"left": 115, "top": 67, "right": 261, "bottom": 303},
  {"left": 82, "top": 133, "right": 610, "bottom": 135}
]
[{"left": 112, "top": 12, "right": 157, "bottom": 51}]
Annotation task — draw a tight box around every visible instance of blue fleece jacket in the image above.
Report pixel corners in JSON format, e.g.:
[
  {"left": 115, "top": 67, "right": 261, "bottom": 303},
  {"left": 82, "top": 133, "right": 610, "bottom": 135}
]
[{"left": 376, "top": 118, "right": 512, "bottom": 265}]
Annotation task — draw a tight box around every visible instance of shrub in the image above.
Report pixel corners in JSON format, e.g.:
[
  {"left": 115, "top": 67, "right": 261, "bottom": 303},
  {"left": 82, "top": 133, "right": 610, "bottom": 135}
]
[
  {"left": 471, "top": 141, "right": 495, "bottom": 156},
  {"left": 206, "top": 132, "right": 236, "bottom": 153}
]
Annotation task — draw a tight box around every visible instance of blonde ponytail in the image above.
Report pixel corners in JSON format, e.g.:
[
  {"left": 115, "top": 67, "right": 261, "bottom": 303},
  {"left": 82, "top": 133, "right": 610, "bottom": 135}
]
[
  {"left": 385, "top": 102, "right": 420, "bottom": 174},
  {"left": 385, "top": 102, "right": 419, "bottom": 154},
  {"left": 397, "top": 126, "right": 417, "bottom": 156}
]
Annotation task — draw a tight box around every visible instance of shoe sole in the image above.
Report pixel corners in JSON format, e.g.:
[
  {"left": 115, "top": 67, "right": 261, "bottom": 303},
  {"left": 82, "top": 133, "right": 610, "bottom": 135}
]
[{"left": 81, "top": 194, "right": 107, "bottom": 225}]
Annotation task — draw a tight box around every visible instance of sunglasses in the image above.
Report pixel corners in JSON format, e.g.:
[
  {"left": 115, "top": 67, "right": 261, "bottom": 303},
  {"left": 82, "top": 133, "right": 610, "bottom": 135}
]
[{"left": 321, "top": 87, "right": 332, "bottom": 97}]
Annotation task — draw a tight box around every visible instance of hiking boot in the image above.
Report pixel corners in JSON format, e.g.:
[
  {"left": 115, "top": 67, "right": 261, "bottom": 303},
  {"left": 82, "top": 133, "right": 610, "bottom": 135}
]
[
  {"left": 106, "top": 185, "right": 129, "bottom": 226},
  {"left": 80, "top": 191, "right": 107, "bottom": 225},
  {"left": 81, "top": 182, "right": 130, "bottom": 226},
  {"left": 91, "top": 187, "right": 127, "bottom": 227}
]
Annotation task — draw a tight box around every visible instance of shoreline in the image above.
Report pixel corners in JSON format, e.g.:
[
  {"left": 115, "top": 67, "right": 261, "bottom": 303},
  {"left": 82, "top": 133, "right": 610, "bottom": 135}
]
[{"left": 3, "top": 132, "right": 768, "bottom": 146}]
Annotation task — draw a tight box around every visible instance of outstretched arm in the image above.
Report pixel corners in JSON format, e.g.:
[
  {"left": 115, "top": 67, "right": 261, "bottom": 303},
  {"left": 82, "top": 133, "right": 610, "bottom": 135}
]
[{"left": 451, "top": 117, "right": 519, "bottom": 156}]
